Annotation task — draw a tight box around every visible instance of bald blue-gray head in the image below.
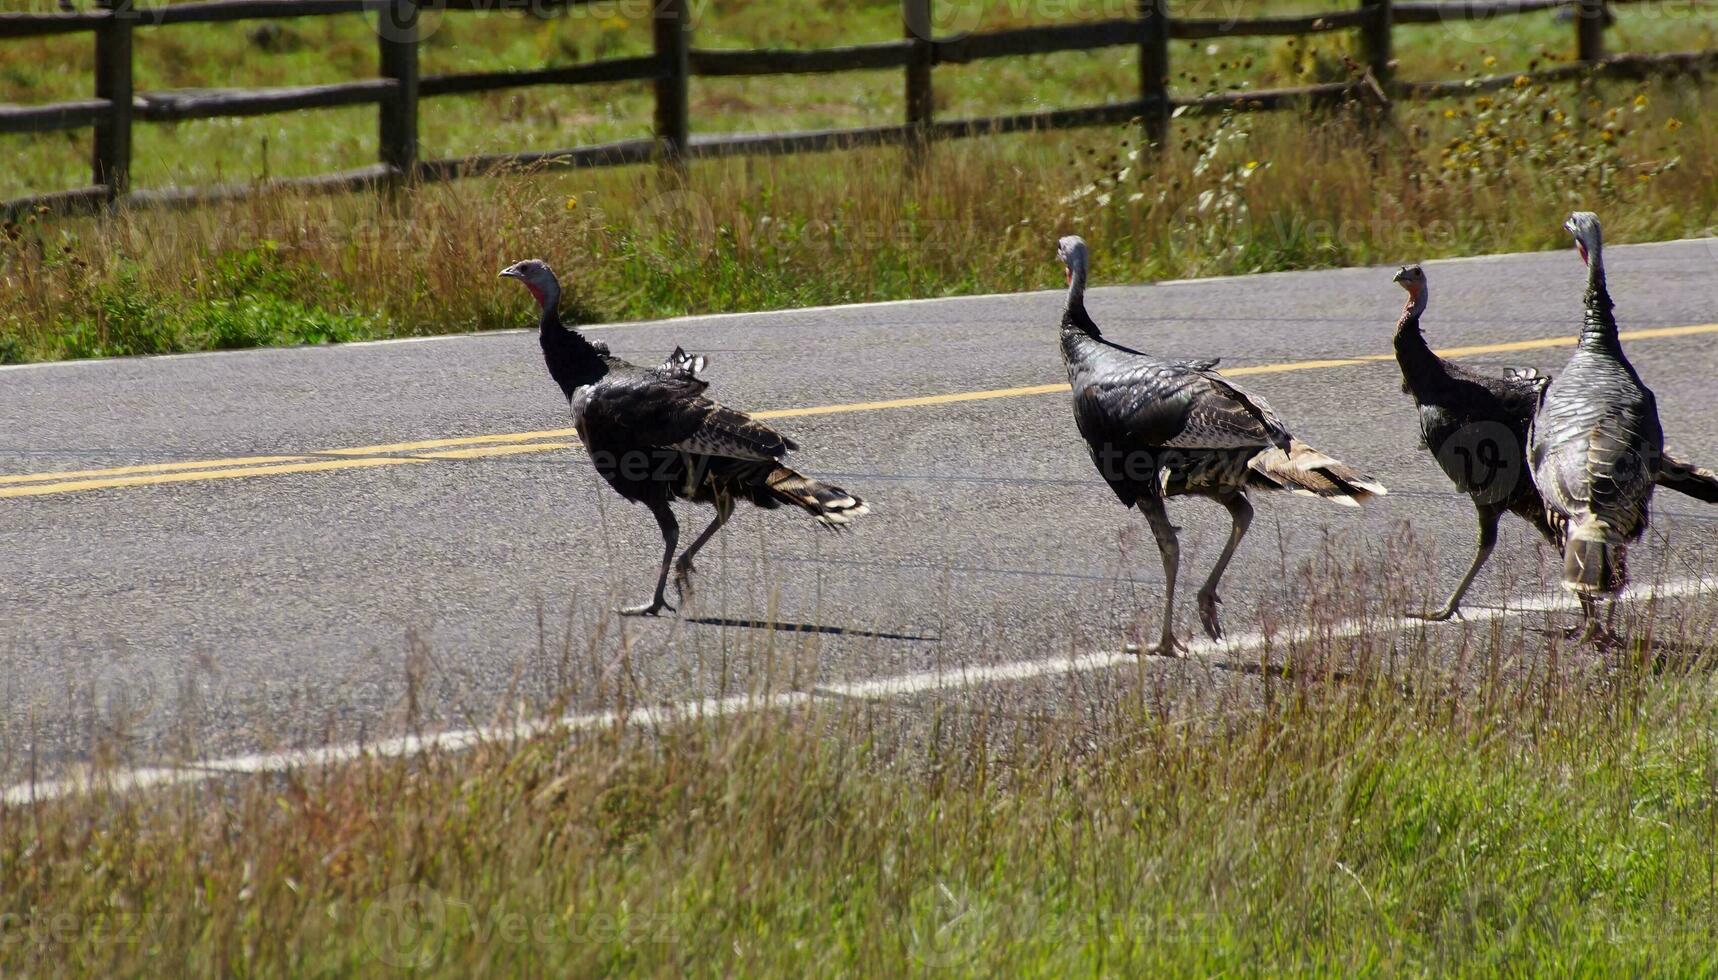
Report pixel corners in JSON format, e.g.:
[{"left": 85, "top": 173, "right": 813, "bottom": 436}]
[
  {"left": 1057, "top": 235, "right": 1089, "bottom": 294},
  {"left": 500, "top": 258, "right": 560, "bottom": 310},
  {"left": 1564, "top": 211, "right": 1603, "bottom": 268},
  {"left": 1058, "top": 233, "right": 1085, "bottom": 281}
]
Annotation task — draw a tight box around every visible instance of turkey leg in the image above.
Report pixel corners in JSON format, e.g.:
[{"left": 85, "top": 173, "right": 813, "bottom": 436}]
[
  {"left": 674, "top": 494, "right": 734, "bottom": 599},
  {"left": 1413, "top": 501, "right": 1502, "bottom": 622},
  {"left": 621, "top": 498, "right": 679, "bottom": 617},
  {"left": 1196, "top": 493, "right": 1254, "bottom": 642},
  {"left": 1129, "top": 495, "right": 1186, "bottom": 657}
]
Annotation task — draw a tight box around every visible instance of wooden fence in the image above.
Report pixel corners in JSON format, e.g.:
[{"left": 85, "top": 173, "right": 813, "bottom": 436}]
[{"left": 2, "top": 0, "right": 1716, "bottom": 218}]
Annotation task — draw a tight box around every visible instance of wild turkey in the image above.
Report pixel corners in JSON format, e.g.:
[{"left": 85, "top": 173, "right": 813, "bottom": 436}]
[
  {"left": 1527, "top": 212, "right": 1662, "bottom": 641},
  {"left": 1391, "top": 264, "right": 1559, "bottom": 619},
  {"left": 501, "top": 259, "right": 869, "bottom": 616},
  {"left": 1056, "top": 236, "right": 1387, "bottom": 655},
  {"left": 1394, "top": 263, "right": 1718, "bottom": 621}
]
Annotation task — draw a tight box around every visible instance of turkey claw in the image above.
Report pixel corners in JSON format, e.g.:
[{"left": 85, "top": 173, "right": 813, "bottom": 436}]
[
  {"left": 619, "top": 599, "right": 675, "bottom": 618},
  {"left": 1197, "top": 591, "right": 1225, "bottom": 641},
  {"left": 1125, "top": 635, "right": 1187, "bottom": 658},
  {"left": 1407, "top": 606, "right": 1461, "bottom": 623}
]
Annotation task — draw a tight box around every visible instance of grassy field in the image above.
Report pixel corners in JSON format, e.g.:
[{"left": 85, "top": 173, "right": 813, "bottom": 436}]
[
  {"left": 1, "top": 1, "right": 1715, "bottom": 362},
  {"left": 2, "top": 0, "right": 1713, "bottom": 194},
  {"left": 4, "top": 570, "right": 1718, "bottom": 975}
]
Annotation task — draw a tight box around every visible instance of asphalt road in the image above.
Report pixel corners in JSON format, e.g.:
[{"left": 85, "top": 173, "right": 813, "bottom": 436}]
[{"left": 4, "top": 236, "right": 1717, "bottom": 787}]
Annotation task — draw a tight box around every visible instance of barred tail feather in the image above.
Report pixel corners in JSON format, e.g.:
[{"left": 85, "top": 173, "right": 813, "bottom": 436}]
[
  {"left": 1248, "top": 439, "right": 1388, "bottom": 508},
  {"left": 764, "top": 466, "right": 870, "bottom": 527},
  {"left": 1563, "top": 518, "right": 1623, "bottom": 595},
  {"left": 1659, "top": 451, "right": 1718, "bottom": 504}
]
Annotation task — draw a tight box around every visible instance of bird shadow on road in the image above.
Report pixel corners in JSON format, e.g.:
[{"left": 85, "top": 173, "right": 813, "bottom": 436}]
[
  {"left": 1209, "top": 660, "right": 1357, "bottom": 684},
  {"left": 1520, "top": 628, "right": 1718, "bottom": 673},
  {"left": 683, "top": 617, "right": 939, "bottom": 643}
]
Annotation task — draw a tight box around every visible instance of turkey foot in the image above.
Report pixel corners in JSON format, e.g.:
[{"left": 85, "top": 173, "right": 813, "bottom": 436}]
[
  {"left": 1125, "top": 631, "right": 1187, "bottom": 658},
  {"left": 619, "top": 598, "right": 675, "bottom": 617},
  {"left": 1407, "top": 604, "right": 1463, "bottom": 623},
  {"left": 672, "top": 557, "right": 697, "bottom": 599},
  {"left": 1196, "top": 589, "right": 1225, "bottom": 641}
]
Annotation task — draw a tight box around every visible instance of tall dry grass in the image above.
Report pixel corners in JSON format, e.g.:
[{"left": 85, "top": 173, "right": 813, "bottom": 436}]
[
  {"left": 3, "top": 543, "right": 1717, "bottom": 975},
  {"left": 1, "top": 74, "right": 1713, "bottom": 362}
]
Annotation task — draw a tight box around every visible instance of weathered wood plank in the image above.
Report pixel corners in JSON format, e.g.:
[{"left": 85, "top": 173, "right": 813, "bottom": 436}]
[
  {"left": 934, "top": 19, "right": 1135, "bottom": 64},
  {"left": 135, "top": 81, "right": 397, "bottom": 121},
  {"left": 0, "top": 185, "right": 110, "bottom": 220},
  {"left": 0, "top": 100, "right": 110, "bottom": 135},
  {"left": 421, "top": 56, "right": 662, "bottom": 97},
  {"left": 690, "top": 42, "right": 912, "bottom": 76},
  {"left": 416, "top": 138, "right": 660, "bottom": 180},
  {"left": 1172, "top": 9, "right": 1371, "bottom": 38},
  {"left": 1174, "top": 81, "right": 1361, "bottom": 114},
  {"left": 1392, "top": 0, "right": 1571, "bottom": 24},
  {"left": 149, "top": 0, "right": 377, "bottom": 26},
  {"left": 0, "top": 10, "right": 109, "bottom": 39}
]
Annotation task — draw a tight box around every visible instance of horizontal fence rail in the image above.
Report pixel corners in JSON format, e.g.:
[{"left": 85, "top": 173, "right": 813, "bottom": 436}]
[{"left": 2, "top": 0, "right": 1715, "bottom": 219}]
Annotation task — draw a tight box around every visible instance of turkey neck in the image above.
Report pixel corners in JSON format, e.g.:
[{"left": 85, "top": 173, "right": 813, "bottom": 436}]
[
  {"left": 1578, "top": 243, "right": 1622, "bottom": 356},
  {"left": 1392, "top": 287, "right": 1444, "bottom": 391},
  {"left": 538, "top": 295, "right": 609, "bottom": 400},
  {"left": 1059, "top": 261, "right": 1104, "bottom": 364}
]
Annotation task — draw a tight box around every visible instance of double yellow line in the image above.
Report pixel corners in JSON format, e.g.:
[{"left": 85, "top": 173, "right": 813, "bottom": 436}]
[{"left": 4, "top": 321, "right": 1716, "bottom": 500}]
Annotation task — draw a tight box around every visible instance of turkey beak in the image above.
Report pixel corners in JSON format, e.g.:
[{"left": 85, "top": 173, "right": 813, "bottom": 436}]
[
  {"left": 499, "top": 265, "right": 522, "bottom": 280},
  {"left": 1392, "top": 267, "right": 1407, "bottom": 283}
]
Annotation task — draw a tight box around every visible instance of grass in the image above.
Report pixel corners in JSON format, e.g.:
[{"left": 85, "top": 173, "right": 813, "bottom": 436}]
[
  {"left": 0, "top": 3, "right": 1715, "bottom": 362},
  {"left": 2, "top": 67, "right": 1714, "bottom": 363},
  {"left": 4, "top": 562, "right": 1718, "bottom": 975}
]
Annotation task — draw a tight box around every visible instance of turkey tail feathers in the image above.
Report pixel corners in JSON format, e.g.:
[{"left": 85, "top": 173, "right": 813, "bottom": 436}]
[
  {"left": 764, "top": 466, "right": 870, "bottom": 527},
  {"left": 1248, "top": 439, "right": 1388, "bottom": 507},
  {"left": 1659, "top": 451, "right": 1718, "bottom": 504},
  {"left": 1563, "top": 518, "right": 1623, "bottom": 594}
]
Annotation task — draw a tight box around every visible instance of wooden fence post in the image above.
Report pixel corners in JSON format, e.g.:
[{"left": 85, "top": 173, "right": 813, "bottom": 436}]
[
  {"left": 378, "top": 0, "right": 419, "bottom": 180},
  {"left": 1137, "top": 0, "right": 1170, "bottom": 149},
  {"left": 903, "top": 0, "right": 934, "bottom": 169},
  {"left": 92, "top": 0, "right": 133, "bottom": 202},
  {"left": 1359, "top": 0, "right": 1392, "bottom": 87},
  {"left": 1576, "top": 0, "right": 1606, "bottom": 63},
  {"left": 654, "top": 0, "right": 692, "bottom": 173}
]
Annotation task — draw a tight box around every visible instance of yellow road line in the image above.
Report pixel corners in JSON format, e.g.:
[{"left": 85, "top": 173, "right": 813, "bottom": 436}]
[
  {"left": 412, "top": 442, "right": 575, "bottom": 461},
  {"left": 5, "top": 322, "right": 1716, "bottom": 499},
  {"left": 323, "top": 428, "right": 580, "bottom": 457},
  {"left": 0, "top": 456, "right": 425, "bottom": 499},
  {"left": 0, "top": 455, "right": 313, "bottom": 486}
]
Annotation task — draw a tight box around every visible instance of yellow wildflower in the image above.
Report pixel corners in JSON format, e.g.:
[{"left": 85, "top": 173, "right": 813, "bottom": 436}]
[
  {"left": 1483, "top": 55, "right": 1498, "bottom": 67},
  {"left": 1633, "top": 94, "right": 1649, "bottom": 107},
  {"left": 1513, "top": 74, "right": 1531, "bottom": 88},
  {"left": 566, "top": 195, "right": 580, "bottom": 211},
  {"left": 1666, "top": 117, "right": 1683, "bottom": 132}
]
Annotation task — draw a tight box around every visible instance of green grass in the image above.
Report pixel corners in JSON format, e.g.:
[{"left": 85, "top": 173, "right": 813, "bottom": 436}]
[
  {"left": 0, "top": 2, "right": 1715, "bottom": 364},
  {"left": 2, "top": 0, "right": 1714, "bottom": 196},
  {"left": 5, "top": 594, "right": 1718, "bottom": 975}
]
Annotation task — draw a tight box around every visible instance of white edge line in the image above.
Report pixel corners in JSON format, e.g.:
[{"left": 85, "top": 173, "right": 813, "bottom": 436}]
[
  {"left": 2, "top": 237, "right": 1710, "bottom": 375},
  {"left": 4, "top": 575, "right": 1707, "bottom": 807}
]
